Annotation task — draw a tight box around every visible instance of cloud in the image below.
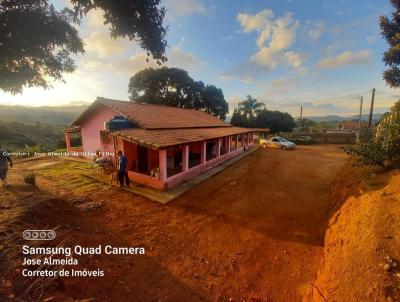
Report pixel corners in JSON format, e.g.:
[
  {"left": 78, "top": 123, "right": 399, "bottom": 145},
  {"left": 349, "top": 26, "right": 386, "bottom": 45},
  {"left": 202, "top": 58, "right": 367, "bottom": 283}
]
[
  {"left": 111, "top": 43, "right": 203, "bottom": 75},
  {"left": 265, "top": 77, "right": 299, "bottom": 97},
  {"left": 165, "top": 0, "right": 205, "bottom": 18},
  {"left": 168, "top": 45, "right": 204, "bottom": 71},
  {"left": 86, "top": 9, "right": 105, "bottom": 28},
  {"left": 308, "top": 22, "right": 324, "bottom": 40},
  {"left": 84, "top": 31, "right": 125, "bottom": 58},
  {"left": 317, "top": 49, "right": 372, "bottom": 69},
  {"left": 115, "top": 54, "right": 160, "bottom": 74},
  {"left": 236, "top": 10, "right": 304, "bottom": 72}
]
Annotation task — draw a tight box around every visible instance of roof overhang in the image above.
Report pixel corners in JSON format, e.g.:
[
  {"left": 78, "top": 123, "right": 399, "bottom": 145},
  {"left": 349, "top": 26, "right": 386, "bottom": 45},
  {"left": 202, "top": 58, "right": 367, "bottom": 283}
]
[{"left": 110, "top": 127, "right": 256, "bottom": 150}]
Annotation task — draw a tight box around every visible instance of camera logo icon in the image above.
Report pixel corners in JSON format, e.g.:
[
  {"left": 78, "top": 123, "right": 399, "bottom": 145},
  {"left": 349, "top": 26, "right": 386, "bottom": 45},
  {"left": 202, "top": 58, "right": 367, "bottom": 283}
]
[{"left": 23, "top": 230, "right": 56, "bottom": 241}]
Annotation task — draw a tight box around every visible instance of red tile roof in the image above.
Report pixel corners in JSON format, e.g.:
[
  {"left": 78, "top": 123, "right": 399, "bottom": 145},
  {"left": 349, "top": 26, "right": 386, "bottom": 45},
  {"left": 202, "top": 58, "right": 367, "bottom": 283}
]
[
  {"left": 111, "top": 127, "right": 255, "bottom": 149},
  {"left": 339, "top": 121, "right": 368, "bottom": 130},
  {"left": 71, "top": 97, "right": 230, "bottom": 129}
]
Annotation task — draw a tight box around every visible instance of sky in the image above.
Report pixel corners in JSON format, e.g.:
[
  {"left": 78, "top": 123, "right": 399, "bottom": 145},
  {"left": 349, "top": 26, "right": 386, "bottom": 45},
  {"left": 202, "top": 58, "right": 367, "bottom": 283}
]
[{"left": 1, "top": 0, "right": 399, "bottom": 117}]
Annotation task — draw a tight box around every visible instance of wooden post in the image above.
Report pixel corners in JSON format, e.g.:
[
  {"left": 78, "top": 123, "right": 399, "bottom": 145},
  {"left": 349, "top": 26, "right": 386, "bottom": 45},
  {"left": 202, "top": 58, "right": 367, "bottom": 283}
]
[
  {"left": 236, "top": 135, "right": 239, "bottom": 149},
  {"left": 182, "top": 145, "right": 189, "bottom": 171},
  {"left": 368, "top": 88, "right": 376, "bottom": 129},
  {"left": 228, "top": 136, "right": 231, "bottom": 152},
  {"left": 159, "top": 149, "right": 167, "bottom": 183},
  {"left": 200, "top": 141, "right": 207, "bottom": 164}
]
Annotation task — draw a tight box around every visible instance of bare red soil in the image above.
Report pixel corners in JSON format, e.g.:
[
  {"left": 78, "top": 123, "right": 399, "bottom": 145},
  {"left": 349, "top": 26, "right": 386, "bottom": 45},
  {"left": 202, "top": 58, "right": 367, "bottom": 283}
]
[
  {"left": 314, "top": 163, "right": 400, "bottom": 302},
  {"left": 0, "top": 146, "right": 347, "bottom": 301}
]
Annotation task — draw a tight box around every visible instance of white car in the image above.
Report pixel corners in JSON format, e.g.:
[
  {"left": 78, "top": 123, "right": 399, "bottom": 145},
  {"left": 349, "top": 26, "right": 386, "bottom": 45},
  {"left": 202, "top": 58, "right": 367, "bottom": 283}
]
[{"left": 259, "top": 136, "right": 296, "bottom": 150}]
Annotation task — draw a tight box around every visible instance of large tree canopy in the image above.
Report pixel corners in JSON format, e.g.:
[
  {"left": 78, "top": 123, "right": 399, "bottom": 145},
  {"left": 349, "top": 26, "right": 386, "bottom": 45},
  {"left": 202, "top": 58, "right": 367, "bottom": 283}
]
[
  {"left": 255, "top": 109, "right": 296, "bottom": 133},
  {"left": 381, "top": 0, "right": 400, "bottom": 87},
  {"left": 128, "top": 67, "right": 229, "bottom": 120},
  {"left": 231, "top": 105, "right": 295, "bottom": 132},
  {"left": 0, "top": 0, "right": 167, "bottom": 94}
]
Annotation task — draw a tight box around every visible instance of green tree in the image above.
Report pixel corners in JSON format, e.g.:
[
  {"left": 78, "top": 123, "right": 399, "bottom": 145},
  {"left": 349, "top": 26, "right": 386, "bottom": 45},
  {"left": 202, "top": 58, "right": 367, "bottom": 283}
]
[
  {"left": 296, "top": 118, "right": 317, "bottom": 132},
  {"left": 255, "top": 109, "right": 296, "bottom": 132},
  {"left": 1, "top": 0, "right": 167, "bottom": 94},
  {"left": 128, "top": 67, "right": 229, "bottom": 119},
  {"left": 230, "top": 109, "right": 248, "bottom": 127},
  {"left": 381, "top": 0, "right": 400, "bottom": 87},
  {"left": 238, "top": 95, "right": 266, "bottom": 120}
]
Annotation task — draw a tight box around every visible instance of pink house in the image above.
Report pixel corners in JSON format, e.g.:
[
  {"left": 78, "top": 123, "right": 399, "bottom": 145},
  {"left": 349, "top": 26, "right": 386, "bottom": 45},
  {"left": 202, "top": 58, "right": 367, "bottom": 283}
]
[{"left": 65, "top": 97, "right": 258, "bottom": 190}]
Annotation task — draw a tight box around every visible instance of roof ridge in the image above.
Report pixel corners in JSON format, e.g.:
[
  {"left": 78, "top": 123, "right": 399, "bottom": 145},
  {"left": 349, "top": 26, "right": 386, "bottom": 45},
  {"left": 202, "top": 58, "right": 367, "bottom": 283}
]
[{"left": 97, "top": 96, "right": 221, "bottom": 115}]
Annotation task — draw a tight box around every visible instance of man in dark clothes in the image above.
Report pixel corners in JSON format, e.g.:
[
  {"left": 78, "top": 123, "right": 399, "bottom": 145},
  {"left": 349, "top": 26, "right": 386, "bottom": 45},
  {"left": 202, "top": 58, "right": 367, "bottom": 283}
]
[
  {"left": 117, "top": 151, "right": 129, "bottom": 187},
  {"left": 0, "top": 145, "right": 13, "bottom": 187}
]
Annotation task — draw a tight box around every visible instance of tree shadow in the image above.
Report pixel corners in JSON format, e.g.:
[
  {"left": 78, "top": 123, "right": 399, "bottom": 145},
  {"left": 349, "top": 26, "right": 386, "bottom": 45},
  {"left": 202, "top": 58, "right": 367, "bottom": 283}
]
[{"left": 0, "top": 185, "right": 209, "bottom": 302}]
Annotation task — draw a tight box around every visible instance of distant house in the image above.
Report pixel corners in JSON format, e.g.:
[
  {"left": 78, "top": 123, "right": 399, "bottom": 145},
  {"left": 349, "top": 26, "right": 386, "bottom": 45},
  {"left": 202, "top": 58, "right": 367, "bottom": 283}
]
[
  {"left": 64, "top": 97, "right": 257, "bottom": 190},
  {"left": 338, "top": 120, "right": 368, "bottom": 131}
]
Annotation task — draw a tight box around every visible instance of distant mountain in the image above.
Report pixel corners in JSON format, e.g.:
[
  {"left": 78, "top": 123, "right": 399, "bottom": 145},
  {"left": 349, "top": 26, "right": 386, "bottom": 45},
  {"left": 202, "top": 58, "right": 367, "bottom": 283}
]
[
  {"left": 0, "top": 104, "right": 88, "bottom": 127},
  {"left": 307, "top": 113, "right": 383, "bottom": 123},
  {"left": 0, "top": 104, "right": 88, "bottom": 151}
]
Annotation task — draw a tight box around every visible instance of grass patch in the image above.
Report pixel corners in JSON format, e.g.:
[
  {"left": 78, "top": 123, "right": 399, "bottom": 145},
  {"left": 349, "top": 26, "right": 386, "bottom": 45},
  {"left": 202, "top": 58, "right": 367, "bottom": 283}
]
[{"left": 35, "top": 160, "right": 105, "bottom": 194}]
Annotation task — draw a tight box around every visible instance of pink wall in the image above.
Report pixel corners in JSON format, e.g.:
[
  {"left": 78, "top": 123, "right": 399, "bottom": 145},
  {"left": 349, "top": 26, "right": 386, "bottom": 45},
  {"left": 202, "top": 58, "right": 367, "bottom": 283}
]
[
  {"left": 80, "top": 105, "right": 117, "bottom": 154},
  {"left": 127, "top": 171, "right": 164, "bottom": 190},
  {"left": 166, "top": 147, "right": 244, "bottom": 189}
]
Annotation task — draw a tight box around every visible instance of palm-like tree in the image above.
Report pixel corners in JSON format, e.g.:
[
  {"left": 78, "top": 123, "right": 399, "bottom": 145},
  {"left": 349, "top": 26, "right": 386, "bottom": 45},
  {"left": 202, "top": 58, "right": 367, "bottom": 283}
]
[{"left": 238, "top": 95, "right": 266, "bottom": 120}]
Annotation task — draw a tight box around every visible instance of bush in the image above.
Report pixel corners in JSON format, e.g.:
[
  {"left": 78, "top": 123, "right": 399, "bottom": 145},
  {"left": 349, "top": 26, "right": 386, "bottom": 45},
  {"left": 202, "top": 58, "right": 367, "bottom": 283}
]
[
  {"left": 357, "top": 125, "right": 400, "bottom": 168},
  {"left": 23, "top": 172, "right": 36, "bottom": 186}
]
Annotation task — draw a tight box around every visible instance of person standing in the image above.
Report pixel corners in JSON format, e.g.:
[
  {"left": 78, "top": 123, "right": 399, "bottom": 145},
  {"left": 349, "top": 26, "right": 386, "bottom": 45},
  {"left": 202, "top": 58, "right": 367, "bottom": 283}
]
[
  {"left": 117, "top": 151, "right": 129, "bottom": 187},
  {"left": 0, "top": 145, "right": 13, "bottom": 188}
]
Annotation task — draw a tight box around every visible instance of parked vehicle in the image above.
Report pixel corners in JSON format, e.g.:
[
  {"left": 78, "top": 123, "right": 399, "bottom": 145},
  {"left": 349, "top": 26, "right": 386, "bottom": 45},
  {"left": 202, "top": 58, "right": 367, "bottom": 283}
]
[
  {"left": 291, "top": 135, "right": 313, "bottom": 145},
  {"left": 259, "top": 136, "right": 296, "bottom": 150}
]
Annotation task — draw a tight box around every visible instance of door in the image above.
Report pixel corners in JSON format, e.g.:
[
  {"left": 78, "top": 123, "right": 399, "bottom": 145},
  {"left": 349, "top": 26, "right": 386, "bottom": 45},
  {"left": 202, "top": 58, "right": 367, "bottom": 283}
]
[{"left": 137, "top": 145, "right": 149, "bottom": 173}]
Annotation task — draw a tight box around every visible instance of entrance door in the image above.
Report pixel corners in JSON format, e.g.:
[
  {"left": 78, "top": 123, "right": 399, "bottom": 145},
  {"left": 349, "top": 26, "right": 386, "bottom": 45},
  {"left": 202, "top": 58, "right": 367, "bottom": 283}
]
[{"left": 137, "top": 145, "right": 149, "bottom": 173}]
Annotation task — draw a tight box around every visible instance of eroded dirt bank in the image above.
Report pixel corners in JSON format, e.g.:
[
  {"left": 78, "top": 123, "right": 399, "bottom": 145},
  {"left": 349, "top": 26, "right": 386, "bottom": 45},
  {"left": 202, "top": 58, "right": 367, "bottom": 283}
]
[{"left": 313, "top": 163, "right": 400, "bottom": 302}]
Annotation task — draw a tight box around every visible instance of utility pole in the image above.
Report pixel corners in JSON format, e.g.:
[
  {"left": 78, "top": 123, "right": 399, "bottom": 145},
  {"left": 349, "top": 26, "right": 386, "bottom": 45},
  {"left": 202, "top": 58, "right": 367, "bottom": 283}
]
[
  {"left": 358, "top": 96, "right": 363, "bottom": 129},
  {"left": 368, "top": 88, "right": 376, "bottom": 129},
  {"left": 299, "top": 106, "right": 303, "bottom": 131}
]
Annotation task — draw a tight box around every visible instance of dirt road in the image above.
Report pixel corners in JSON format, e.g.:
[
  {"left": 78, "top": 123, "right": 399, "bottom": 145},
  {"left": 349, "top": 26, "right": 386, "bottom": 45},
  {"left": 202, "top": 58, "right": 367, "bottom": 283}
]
[{"left": 0, "top": 145, "right": 347, "bottom": 301}]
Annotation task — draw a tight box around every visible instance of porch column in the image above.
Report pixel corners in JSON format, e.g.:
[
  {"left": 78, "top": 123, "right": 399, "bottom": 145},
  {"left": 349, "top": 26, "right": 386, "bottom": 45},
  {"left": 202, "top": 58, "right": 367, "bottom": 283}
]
[
  {"left": 182, "top": 144, "right": 189, "bottom": 172},
  {"left": 216, "top": 139, "right": 221, "bottom": 157},
  {"left": 200, "top": 141, "right": 207, "bottom": 164},
  {"left": 159, "top": 149, "right": 167, "bottom": 183},
  {"left": 65, "top": 132, "right": 72, "bottom": 150},
  {"left": 236, "top": 135, "right": 239, "bottom": 149},
  {"left": 228, "top": 136, "right": 231, "bottom": 152}
]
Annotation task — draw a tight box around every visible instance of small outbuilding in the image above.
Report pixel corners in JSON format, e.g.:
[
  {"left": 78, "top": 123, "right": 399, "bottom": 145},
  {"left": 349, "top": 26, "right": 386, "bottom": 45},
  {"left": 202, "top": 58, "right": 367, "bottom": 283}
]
[{"left": 65, "top": 97, "right": 257, "bottom": 190}]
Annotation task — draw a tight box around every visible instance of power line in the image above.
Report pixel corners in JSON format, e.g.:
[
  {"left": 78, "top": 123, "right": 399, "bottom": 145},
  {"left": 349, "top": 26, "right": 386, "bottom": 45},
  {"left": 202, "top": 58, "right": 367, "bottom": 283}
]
[{"left": 274, "top": 90, "right": 371, "bottom": 107}]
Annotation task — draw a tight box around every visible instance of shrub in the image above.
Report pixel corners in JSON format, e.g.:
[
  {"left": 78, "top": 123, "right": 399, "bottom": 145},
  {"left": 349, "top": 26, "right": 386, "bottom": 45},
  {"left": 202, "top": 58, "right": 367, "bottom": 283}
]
[
  {"left": 23, "top": 172, "right": 36, "bottom": 186},
  {"left": 357, "top": 125, "right": 400, "bottom": 168}
]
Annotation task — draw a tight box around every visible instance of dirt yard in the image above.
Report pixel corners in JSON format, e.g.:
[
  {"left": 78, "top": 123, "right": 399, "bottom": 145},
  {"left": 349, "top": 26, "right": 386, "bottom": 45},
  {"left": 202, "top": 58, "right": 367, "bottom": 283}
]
[{"left": 0, "top": 145, "right": 347, "bottom": 301}]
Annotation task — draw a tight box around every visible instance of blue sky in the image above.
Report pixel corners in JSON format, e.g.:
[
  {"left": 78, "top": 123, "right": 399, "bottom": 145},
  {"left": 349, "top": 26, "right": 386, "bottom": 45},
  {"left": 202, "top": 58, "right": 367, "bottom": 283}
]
[{"left": 0, "top": 0, "right": 398, "bottom": 117}]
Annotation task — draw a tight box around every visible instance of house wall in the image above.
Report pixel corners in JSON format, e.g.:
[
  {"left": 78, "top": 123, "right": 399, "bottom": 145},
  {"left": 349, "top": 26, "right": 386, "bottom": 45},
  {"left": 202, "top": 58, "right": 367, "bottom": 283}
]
[
  {"left": 99, "top": 132, "right": 255, "bottom": 191},
  {"left": 166, "top": 146, "right": 245, "bottom": 189},
  {"left": 80, "top": 105, "right": 117, "bottom": 154}
]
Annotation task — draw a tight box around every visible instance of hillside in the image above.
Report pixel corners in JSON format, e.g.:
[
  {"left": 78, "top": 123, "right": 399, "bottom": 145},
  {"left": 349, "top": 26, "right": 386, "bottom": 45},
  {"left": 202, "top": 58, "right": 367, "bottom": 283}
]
[
  {"left": 0, "top": 104, "right": 87, "bottom": 151},
  {"left": 307, "top": 113, "right": 383, "bottom": 123},
  {"left": 0, "top": 104, "right": 88, "bottom": 126}
]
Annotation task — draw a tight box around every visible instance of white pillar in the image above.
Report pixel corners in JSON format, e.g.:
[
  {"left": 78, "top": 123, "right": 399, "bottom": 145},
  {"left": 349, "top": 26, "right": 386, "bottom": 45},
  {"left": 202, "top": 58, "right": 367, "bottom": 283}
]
[
  {"left": 182, "top": 145, "right": 189, "bottom": 171},
  {"left": 216, "top": 139, "right": 221, "bottom": 157},
  {"left": 65, "top": 132, "right": 72, "bottom": 151},
  {"left": 200, "top": 141, "right": 207, "bottom": 164}
]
